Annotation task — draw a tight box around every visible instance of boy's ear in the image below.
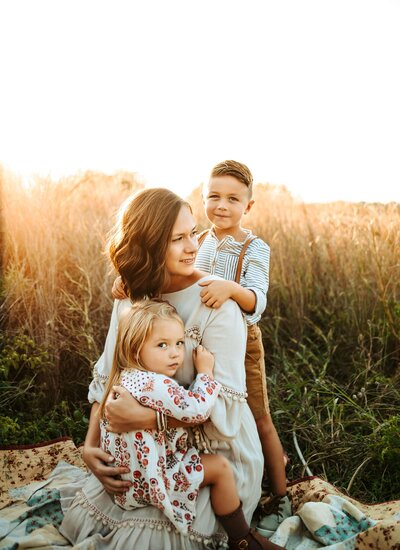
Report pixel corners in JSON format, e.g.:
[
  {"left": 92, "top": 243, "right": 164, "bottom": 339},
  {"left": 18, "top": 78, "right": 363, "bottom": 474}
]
[{"left": 244, "top": 199, "right": 255, "bottom": 214}]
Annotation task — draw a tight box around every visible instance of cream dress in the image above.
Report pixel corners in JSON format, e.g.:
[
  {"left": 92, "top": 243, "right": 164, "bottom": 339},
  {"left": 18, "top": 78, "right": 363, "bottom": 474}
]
[{"left": 60, "top": 275, "right": 263, "bottom": 549}]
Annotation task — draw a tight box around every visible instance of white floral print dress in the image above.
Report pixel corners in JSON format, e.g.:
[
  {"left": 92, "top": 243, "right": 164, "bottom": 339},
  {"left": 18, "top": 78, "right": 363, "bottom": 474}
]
[{"left": 100, "top": 370, "right": 221, "bottom": 534}]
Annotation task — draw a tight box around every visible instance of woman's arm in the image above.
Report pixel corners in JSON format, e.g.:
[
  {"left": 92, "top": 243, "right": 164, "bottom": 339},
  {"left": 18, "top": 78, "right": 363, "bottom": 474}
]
[{"left": 200, "top": 298, "right": 248, "bottom": 440}]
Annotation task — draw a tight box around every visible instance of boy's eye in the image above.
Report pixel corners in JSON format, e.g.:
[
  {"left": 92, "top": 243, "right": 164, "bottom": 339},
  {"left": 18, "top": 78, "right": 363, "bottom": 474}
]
[
  {"left": 208, "top": 195, "right": 219, "bottom": 199},
  {"left": 229, "top": 197, "right": 238, "bottom": 202},
  {"left": 191, "top": 229, "right": 198, "bottom": 236}
]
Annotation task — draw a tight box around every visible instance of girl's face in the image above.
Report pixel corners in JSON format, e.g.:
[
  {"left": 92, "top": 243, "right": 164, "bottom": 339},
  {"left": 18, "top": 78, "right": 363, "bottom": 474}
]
[
  {"left": 140, "top": 318, "right": 185, "bottom": 377},
  {"left": 165, "top": 206, "right": 198, "bottom": 280}
]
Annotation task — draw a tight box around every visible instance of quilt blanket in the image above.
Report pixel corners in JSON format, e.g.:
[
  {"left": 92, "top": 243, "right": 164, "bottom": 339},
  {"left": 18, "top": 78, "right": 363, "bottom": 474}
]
[{"left": 1, "top": 438, "right": 399, "bottom": 549}]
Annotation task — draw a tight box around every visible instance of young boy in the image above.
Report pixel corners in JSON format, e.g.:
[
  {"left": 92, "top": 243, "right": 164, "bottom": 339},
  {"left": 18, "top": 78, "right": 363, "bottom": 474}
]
[{"left": 195, "top": 160, "right": 290, "bottom": 529}]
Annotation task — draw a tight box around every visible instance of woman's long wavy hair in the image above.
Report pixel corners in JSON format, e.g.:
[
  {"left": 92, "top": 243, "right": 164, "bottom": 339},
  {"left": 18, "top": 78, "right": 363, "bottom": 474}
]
[
  {"left": 108, "top": 188, "right": 191, "bottom": 299},
  {"left": 98, "top": 299, "right": 183, "bottom": 419}
]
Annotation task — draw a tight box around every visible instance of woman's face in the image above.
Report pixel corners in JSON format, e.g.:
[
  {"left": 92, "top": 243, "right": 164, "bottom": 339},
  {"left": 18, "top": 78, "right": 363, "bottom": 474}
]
[{"left": 165, "top": 206, "right": 198, "bottom": 280}]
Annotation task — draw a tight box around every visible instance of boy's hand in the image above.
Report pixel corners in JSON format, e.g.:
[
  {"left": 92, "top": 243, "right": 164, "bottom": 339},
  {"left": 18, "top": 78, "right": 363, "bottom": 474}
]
[
  {"left": 112, "top": 276, "right": 128, "bottom": 300},
  {"left": 198, "top": 279, "right": 235, "bottom": 309},
  {"left": 192, "top": 344, "right": 214, "bottom": 378}
]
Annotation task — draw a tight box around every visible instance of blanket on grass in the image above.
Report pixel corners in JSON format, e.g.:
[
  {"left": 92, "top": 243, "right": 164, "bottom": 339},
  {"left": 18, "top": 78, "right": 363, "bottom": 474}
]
[{"left": 1, "top": 438, "right": 399, "bottom": 549}]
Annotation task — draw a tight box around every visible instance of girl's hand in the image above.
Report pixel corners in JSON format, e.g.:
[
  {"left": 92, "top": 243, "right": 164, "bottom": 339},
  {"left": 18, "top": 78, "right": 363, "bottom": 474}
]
[
  {"left": 193, "top": 345, "right": 215, "bottom": 378},
  {"left": 105, "top": 386, "right": 156, "bottom": 432},
  {"left": 112, "top": 276, "right": 128, "bottom": 300},
  {"left": 82, "top": 444, "right": 131, "bottom": 495}
]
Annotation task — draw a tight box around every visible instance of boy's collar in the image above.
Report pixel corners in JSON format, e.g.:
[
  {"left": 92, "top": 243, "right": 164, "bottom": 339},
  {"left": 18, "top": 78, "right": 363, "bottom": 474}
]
[{"left": 210, "top": 226, "right": 252, "bottom": 244}]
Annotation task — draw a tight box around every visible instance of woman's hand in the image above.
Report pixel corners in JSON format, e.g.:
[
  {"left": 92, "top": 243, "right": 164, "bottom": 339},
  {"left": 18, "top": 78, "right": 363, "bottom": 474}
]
[
  {"left": 105, "top": 385, "right": 157, "bottom": 432},
  {"left": 111, "top": 276, "right": 128, "bottom": 300},
  {"left": 82, "top": 444, "right": 131, "bottom": 495},
  {"left": 83, "top": 403, "right": 131, "bottom": 495}
]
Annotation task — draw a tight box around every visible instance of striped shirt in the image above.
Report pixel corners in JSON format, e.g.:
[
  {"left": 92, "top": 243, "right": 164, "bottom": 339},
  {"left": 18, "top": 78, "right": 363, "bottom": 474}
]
[{"left": 195, "top": 227, "right": 270, "bottom": 325}]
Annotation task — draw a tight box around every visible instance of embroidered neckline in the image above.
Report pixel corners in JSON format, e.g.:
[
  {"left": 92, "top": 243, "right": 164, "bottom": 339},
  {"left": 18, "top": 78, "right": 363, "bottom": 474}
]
[{"left": 184, "top": 325, "right": 202, "bottom": 343}]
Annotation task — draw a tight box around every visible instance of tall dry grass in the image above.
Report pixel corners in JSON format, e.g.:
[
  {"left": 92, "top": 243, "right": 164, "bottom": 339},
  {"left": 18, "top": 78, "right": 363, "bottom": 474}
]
[
  {"left": 1, "top": 172, "right": 399, "bottom": 501},
  {"left": 1, "top": 168, "right": 142, "bottom": 403}
]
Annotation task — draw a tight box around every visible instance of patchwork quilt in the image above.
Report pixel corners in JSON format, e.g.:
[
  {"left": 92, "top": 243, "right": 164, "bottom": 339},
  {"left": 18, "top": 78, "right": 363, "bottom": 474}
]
[{"left": 1, "top": 438, "right": 399, "bottom": 549}]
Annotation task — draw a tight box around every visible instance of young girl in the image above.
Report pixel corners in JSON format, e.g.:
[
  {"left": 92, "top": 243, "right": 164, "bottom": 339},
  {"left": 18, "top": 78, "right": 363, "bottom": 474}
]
[{"left": 98, "top": 299, "right": 279, "bottom": 548}]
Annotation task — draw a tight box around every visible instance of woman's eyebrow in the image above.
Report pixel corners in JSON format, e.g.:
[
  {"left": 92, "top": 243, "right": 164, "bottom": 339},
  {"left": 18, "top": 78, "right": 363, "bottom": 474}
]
[{"left": 171, "top": 225, "right": 197, "bottom": 238}]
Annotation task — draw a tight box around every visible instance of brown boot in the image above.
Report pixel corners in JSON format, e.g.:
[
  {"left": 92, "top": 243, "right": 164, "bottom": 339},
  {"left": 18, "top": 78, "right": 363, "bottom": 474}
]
[
  {"left": 229, "top": 529, "right": 285, "bottom": 550},
  {"left": 217, "top": 503, "right": 285, "bottom": 550}
]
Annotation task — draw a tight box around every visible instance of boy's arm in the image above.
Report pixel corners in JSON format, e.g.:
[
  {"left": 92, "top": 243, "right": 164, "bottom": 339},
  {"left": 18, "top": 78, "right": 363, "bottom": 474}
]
[
  {"left": 198, "top": 279, "right": 256, "bottom": 312},
  {"left": 199, "top": 239, "right": 270, "bottom": 313}
]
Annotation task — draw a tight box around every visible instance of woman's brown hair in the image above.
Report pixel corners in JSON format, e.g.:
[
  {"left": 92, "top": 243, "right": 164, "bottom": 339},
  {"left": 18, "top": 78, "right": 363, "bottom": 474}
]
[{"left": 108, "top": 188, "right": 190, "bottom": 299}]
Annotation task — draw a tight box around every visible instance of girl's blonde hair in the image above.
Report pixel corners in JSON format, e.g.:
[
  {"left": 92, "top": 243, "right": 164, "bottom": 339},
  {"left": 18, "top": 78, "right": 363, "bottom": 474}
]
[
  {"left": 108, "top": 188, "right": 191, "bottom": 300},
  {"left": 98, "top": 299, "right": 184, "bottom": 419}
]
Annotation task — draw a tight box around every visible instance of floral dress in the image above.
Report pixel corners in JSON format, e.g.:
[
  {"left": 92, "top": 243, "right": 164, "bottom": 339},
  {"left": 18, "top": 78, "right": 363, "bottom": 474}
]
[{"left": 100, "top": 370, "right": 221, "bottom": 534}]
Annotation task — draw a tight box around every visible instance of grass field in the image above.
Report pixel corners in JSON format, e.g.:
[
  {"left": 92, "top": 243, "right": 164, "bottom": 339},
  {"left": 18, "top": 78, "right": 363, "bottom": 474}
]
[{"left": 1, "top": 167, "right": 399, "bottom": 503}]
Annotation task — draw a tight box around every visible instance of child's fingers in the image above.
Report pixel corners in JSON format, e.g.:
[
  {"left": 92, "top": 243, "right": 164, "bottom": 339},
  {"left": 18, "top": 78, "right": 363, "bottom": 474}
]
[{"left": 192, "top": 344, "right": 205, "bottom": 358}]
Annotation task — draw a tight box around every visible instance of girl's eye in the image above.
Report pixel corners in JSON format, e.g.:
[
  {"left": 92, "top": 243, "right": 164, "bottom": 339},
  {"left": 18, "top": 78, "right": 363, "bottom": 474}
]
[
  {"left": 158, "top": 342, "right": 168, "bottom": 349},
  {"left": 177, "top": 340, "right": 185, "bottom": 347}
]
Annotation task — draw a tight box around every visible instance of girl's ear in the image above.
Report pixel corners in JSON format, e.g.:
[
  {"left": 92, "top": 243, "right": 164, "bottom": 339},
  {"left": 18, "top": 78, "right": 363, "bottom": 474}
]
[{"left": 244, "top": 199, "right": 255, "bottom": 214}]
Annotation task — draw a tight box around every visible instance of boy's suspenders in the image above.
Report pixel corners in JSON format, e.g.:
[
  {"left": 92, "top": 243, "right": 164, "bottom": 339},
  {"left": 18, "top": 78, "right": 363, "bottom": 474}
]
[
  {"left": 197, "top": 229, "right": 258, "bottom": 284},
  {"left": 197, "top": 229, "right": 209, "bottom": 247}
]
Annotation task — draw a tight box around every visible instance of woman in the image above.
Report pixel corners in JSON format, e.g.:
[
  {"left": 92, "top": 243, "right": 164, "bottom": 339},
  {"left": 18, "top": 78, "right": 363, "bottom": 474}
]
[{"left": 60, "top": 188, "right": 278, "bottom": 549}]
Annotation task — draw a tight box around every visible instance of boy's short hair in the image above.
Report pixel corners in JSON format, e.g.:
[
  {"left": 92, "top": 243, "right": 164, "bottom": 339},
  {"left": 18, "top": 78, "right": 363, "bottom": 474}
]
[{"left": 210, "top": 160, "right": 254, "bottom": 197}]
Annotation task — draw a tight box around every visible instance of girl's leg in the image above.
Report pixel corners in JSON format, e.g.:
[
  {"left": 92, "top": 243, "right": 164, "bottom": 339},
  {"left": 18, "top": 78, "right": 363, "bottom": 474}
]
[
  {"left": 200, "top": 454, "right": 285, "bottom": 550},
  {"left": 200, "top": 454, "right": 240, "bottom": 515}
]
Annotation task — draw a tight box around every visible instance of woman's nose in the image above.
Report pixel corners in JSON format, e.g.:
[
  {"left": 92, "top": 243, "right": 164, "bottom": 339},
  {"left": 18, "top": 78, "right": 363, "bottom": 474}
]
[{"left": 186, "top": 235, "right": 198, "bottom": 252}]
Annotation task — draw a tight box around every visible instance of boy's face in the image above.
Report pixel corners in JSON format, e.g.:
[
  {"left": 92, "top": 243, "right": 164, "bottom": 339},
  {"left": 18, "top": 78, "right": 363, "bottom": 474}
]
[{"left": 204, "top": 175, "right": 254, "bottom": 235}]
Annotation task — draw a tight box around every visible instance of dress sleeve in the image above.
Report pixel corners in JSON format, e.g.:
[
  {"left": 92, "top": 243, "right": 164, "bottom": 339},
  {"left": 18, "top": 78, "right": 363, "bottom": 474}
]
[
  {"left": 136, "top": 373, "right": 221, "bottom": 424},
  {"left": 88, "top": 298, "right": 132, "bottom": 404},
  {"left": 200, "top": 299, "right": 249, "bottom": 441},
  {"left": 241, "top": 239, "right": 270, "bottom": 324}
]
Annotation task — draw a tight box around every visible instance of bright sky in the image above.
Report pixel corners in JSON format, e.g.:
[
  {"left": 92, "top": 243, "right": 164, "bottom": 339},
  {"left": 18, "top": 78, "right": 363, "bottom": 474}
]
[{"left": 1, "top": 0, "right": 399, "bottom": 203}]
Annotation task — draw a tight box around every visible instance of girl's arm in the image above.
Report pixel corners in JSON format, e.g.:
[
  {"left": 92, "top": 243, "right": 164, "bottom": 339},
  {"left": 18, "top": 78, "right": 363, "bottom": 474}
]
[
  {"left": 104, "top": 386, "right": 199, "bottom": 432},
  {"left": 135, "top": 372, "right": 221, "bottom": 423}
]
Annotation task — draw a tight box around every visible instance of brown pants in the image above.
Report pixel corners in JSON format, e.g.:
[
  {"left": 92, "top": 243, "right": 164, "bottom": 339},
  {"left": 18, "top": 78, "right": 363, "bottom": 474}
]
[{"left": 245, "top": 324, "right": 270, "bottom": 420}]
